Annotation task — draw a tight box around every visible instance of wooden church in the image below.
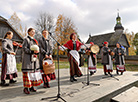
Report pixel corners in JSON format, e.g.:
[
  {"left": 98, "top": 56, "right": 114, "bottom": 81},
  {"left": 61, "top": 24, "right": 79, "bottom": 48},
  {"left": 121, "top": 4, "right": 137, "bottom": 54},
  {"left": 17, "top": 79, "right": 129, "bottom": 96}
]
[
  {"left": 0, "top": 16, "right": 23, "bottom": 62},
  {"left": 86, "top": 13, "right": 130, "bottom": 55}
]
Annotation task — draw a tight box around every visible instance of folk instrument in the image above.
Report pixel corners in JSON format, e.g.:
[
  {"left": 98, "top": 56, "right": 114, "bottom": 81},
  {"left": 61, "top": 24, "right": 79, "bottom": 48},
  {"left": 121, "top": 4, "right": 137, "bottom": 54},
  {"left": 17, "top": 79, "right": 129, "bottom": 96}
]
[
  {"left": 90, "top": 45, "right": 100, "bottom": 53},
  {"left": 13, "top": 41, "right": 22, "bottom": 53}
]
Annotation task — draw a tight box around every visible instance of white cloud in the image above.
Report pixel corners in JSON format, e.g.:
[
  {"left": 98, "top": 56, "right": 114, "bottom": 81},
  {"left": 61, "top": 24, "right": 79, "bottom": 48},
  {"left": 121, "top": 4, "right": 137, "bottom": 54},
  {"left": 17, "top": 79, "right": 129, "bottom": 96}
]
[{"left": 1, "top": 0, "right": 138, "bottom": 42}]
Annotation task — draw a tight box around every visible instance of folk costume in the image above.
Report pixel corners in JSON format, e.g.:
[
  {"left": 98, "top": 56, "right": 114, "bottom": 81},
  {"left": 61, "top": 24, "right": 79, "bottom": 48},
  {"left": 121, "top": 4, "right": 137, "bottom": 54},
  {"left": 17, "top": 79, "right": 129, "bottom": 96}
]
[
  {"left": 62, "top": 33, "right": 83, "bottom": 82},
  {"left": 1, "top": 38, "right": 18, "bottom": 86},
  {"left": 101, "top": 41, "right": 113, "bottom": 76},
  {"left": 39, "top": 36, "right": 56, "bottom": 88},
  {"left": 22, "top": 36, "right": 43, "bottom": 94},
  {"left": 88, "top": 42, "right": 97, "bottom": 76},
  {"left": 113, "top": 43, "right": 126, "bottom": 75}
]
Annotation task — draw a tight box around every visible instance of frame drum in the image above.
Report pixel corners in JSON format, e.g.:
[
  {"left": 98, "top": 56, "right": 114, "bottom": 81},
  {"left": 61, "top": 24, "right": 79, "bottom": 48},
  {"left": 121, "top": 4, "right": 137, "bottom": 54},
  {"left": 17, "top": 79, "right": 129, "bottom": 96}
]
[{"left": 90, "top": 45, "right": 100, "bottom": 53}]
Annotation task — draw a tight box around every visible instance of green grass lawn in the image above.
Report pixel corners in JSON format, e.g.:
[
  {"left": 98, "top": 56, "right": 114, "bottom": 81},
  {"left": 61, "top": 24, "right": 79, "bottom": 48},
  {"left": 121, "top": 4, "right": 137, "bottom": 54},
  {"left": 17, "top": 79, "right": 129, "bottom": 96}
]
[{"left": 16, "top": 61, "right": 138, "bottom": 72}]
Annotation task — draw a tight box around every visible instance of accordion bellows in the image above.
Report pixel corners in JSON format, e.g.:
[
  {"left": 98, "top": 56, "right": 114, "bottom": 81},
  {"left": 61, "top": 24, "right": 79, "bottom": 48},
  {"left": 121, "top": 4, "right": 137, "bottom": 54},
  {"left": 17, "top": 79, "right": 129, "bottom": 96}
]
[{"left": 30, "top": 45, "right": 39, "bottom": 51}]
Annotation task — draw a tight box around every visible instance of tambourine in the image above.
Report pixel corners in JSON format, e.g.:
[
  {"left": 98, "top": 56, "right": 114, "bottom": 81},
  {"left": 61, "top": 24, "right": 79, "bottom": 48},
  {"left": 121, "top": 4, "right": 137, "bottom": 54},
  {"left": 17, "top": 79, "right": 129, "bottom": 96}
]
[{"left": 90, "top": 45, "right": 100, "bottom": 53}]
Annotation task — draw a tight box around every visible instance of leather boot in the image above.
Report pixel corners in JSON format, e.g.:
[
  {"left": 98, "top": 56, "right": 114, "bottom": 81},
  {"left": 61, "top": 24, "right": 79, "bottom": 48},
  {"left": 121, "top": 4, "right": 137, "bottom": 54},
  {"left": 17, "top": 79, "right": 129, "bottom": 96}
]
[
  {"left": 9, "top": 79, "right": 17, "bottom": 83},
  {"left": 0, "top": 80, "right": 9, "bottom": 86},
  {"left": 104, "top": 72, "right": 108, "bottom": 75},
  {"left": 70, "top": 76, "right": 74, "bottom": 82},
  {"left": 29, "top": 87, "right": 36, "bottom": 92},
  {"left": 73, "top": 76, "right": 77, "bottom": 81},
  {"left": 23, "top": 88, "right": 30, "bottom": 94},
  {"left": 90, "top": 71, "right": 94, "bottom": 76}
]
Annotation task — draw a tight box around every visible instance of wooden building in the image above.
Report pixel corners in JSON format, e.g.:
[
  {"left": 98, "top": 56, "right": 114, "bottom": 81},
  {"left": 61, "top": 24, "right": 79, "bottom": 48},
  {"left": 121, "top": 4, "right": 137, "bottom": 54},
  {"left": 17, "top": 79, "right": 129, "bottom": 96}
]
[
  {"left": 86, "top": 13, "right": 130, "bottom": 55},
  {"left": 0, "top": 16, "right": 23, "bottom": 62}
]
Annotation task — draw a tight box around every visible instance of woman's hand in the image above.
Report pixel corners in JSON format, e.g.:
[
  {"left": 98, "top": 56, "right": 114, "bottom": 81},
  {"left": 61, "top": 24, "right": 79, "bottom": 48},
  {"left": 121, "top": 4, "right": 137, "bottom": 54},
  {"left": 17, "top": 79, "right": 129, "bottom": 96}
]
[
  {"left": 34, "top": 51, "right": 39, "bottom": 53},
  {"left": 10, "top": 52, "right": 16, "bottom": 55},
  {"left": 45, "top": 55, "right": 49, "bottom": 58},
  {"left": 45, "top": 55, "right": 52, "bottom": 59},
  {"left": 119, "top": 53, "right": 121, "bottom": 55}
]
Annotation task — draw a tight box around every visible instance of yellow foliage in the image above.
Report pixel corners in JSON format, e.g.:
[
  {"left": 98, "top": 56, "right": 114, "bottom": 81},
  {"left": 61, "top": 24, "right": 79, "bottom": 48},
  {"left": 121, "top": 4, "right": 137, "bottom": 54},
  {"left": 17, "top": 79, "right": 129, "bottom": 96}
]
[
  {"left": 54, "top": 14, "right": 77, "bottom": 55},
  {"left": 125, "top": 32, "right": 136, "bottom": 55}
]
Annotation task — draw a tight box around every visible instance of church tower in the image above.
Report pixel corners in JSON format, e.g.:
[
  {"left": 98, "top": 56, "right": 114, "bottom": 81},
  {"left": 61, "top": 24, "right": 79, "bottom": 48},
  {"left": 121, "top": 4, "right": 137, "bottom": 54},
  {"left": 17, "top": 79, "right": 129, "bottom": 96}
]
[{"left": 114, "top": 12, "right": 124, "bottom": 31}]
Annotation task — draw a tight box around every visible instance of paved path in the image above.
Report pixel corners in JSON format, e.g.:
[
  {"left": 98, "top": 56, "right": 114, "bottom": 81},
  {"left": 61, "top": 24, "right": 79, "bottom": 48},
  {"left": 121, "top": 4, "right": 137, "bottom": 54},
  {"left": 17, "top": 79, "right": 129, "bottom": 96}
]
[{"left": 0, "top": 68, "right": 138, "bottom": 102}]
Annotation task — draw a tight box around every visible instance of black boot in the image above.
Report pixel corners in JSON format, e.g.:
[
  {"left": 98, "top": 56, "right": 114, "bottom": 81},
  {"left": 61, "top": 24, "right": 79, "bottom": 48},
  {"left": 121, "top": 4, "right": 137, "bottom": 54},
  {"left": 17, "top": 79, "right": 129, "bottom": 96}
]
[
  {"left": 23, "top": 88, "right": 30, "bottom": 94},
  {"left": 104, "top": 72, "right": 108, "bottom": 75},
  {"left": 0, "top": 80, "right": 9, "bottom": 86},
  {"left": 29, "top": 87, "right": 36, "bottom": 92},
  {"left": 121, "top": 72, "right": 123, "bottom": 75},
  {"left": 90, "top": 71, "right": 94, "bottom": 76},
  {"left": 73, "top": 76, "right": 77, "bottom": 81},
  {"left": 9, "top": 79, "right": 17, "bottom": 83},
  {"left": 70, "top": 76, "right": 74, "bottom": 82}
]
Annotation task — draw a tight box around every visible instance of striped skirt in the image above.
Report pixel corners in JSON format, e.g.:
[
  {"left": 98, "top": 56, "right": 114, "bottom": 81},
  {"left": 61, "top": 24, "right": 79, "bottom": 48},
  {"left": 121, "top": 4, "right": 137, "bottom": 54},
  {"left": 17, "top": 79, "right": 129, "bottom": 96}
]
[
  {"left": 68, "top": 53, "right": 82, "bottom": 77},
  {"left": 41, "top": 70, "right": 56, "bottom": 83},
  {"left": 23, "top": 72, "right": 43, "bottom": 88}
]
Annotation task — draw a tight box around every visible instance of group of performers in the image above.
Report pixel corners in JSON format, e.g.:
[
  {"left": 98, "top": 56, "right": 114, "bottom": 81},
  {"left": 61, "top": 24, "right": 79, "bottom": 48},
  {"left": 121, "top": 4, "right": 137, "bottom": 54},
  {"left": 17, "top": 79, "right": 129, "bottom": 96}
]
[
  {"left": 0, "top": 30, "right": 126, "bottom": 94},
  {"left": 0, "top": 28, "right": 56, "bottom": 94},
  {"left": 101, "top": 41, "right": 126, "bottom": 76}
]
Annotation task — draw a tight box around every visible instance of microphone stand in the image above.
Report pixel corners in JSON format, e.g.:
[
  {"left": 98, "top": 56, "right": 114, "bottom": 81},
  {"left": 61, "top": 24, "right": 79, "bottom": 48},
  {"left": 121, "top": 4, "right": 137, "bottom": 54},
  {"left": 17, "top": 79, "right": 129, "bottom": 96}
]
[
  {"left": 78, "top": 38, "right": 100, "bottom": 88},
  {"left": 41, "top": 33, "right": 66, "bottom": 102}
]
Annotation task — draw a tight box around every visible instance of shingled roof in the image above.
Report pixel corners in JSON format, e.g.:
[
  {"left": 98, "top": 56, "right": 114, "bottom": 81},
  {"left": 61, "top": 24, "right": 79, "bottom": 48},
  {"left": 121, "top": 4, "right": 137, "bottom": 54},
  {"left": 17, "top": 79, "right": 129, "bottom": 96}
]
[
  {"left": 86, "top": 30, "right": 130, "bottom": 47},
  {"left": 0, "top": 16, "right": 23, "bottom": 42}
]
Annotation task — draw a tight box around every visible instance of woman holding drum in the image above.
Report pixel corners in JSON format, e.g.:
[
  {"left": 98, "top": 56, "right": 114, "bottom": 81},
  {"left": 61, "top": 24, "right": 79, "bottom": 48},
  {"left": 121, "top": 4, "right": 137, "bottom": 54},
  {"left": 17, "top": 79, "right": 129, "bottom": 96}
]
[{"left": 86, "top": 42, "right": 99, "bottom": 76}]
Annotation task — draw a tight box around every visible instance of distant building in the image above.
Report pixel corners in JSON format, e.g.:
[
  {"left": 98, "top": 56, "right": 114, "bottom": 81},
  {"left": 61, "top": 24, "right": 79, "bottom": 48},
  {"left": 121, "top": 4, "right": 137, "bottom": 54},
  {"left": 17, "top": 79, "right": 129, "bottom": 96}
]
[
  {"left": 0, "top": 16, "right": 23, "bottom": 62},
  {"left": 86, "top": 13, "right": 130, "bottom": 55}
]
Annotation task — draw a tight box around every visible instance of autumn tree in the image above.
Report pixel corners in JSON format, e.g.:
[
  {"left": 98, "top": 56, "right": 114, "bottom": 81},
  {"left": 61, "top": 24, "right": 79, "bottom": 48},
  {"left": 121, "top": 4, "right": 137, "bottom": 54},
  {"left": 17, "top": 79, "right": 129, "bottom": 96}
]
[
  {"left": 125, "top": 30, "right": 136, "bottom": 55},
  {"left": 34, "top": 12, "right": 54, "bottom": 32},
  {"left": 8, "top": 12, "right": 24, "bottom": 37},
  {"left": 133, "top": 33, "right": 138, "bottom": 55},
  {"left": 54, "top": 14, "right": 77, "bottom": 55}
]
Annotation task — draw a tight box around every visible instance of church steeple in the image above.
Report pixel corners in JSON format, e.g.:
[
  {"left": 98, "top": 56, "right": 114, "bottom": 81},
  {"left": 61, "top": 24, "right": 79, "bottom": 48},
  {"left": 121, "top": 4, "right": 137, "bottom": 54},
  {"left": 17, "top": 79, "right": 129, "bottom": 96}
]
[{"left": 114, "top": 10, "right": 124, "bottom": 31}]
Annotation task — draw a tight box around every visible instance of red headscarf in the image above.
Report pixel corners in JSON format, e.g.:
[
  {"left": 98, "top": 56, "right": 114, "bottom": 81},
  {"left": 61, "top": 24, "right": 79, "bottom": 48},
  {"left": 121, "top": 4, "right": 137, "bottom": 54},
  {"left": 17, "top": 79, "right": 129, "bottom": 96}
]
[
  {"left": 103, "top": 41, "right": 108, "bottom": 46},
  {"left": 90, "top": 42, "right": 94, "bottom": 46}
]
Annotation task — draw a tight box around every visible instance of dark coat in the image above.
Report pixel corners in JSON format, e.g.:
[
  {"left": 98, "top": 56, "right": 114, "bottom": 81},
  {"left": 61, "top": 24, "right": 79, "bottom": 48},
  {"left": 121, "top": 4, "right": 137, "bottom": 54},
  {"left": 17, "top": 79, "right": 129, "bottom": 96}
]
[
  {"left": 101, "top": 46, "right": 110, "bottom": 65},
  {"left": 22, "top": 36, "right": 39, "bottom": 72},
  {"left": 39, "top": 36, "right": 53, "bottom": 69},
  {"left": 2, "top": 38, "right": 14, "bottom": 54},
  {"left": 113, "top": 47, "right": 125, "bottom": 65}
]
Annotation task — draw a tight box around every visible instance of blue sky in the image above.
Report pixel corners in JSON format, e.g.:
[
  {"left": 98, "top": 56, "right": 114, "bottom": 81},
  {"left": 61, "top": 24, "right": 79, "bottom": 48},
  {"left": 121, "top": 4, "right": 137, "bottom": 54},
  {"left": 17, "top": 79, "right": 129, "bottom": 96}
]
[{"left": 1, "top": 0, "right": 138, "bottom": 42}]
